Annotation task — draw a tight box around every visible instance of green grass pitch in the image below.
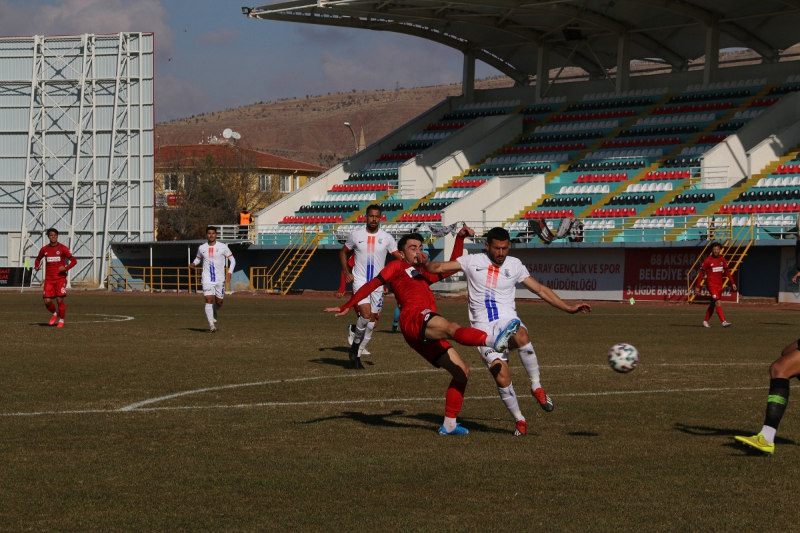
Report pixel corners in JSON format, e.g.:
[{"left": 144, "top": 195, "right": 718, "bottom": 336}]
[{"left": 0, "top": 292, "right": 798, "bottom": 532}]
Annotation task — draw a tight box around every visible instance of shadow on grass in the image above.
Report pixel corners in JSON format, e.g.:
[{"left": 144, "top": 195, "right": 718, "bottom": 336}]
[
  {"left": 184, "top": 327, "right": 213, "bottom": 333},
  {"left": 316, "top": 346, "right": 350, "bottom": 353},
  {"left": 759, "top": 322, "right": 794, "bottom": 326},
  {"left": 32, "top": 322, "right": 54, "bottom": 327},
  {"left": 674, "top": 422, "right": 797, "bottom": 448},
  {"left": 669, "top": 324, "right": 709, "bottom": 328},
  {"left": 567, "top": 431, "right": 600, "bottom": 437},
  {"left": 302, "top": 410, "right": 509, "bottom": 434},
  {"left": 308, "top": 357, "right": 356, "bottom": 369},
  {"left": 309, "top": 356, "right": 378, "bottom": 369}
]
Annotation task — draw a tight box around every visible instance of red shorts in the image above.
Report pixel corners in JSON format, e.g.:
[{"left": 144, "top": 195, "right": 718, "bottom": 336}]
[
  {"left": 400, "top": 308, "right": 453, "bottom": 367},
  {"left": 43, "top": 278, "right": 67, "bottom": 298},
  {"left": 707, "top": 285, "right": 722, "bottom": 300}
]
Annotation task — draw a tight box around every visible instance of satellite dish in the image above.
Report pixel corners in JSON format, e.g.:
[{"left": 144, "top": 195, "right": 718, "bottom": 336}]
[
  {"left": 232, "top": 132, "right": 241, "bottom": 140},
  {"left": 223, "top": 128, "right": 233, "bottom": 139}
]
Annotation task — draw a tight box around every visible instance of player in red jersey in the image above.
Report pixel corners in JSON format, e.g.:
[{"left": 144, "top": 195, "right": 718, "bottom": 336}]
[
  {"left": 34, "top": 228, "right": 78, "bottom": 328},
  {"left": 325, "top": 226, "right": 522, "bottom": 436},
  {"left": 692, "top": 242, "right": 737, "bottom": 328}
]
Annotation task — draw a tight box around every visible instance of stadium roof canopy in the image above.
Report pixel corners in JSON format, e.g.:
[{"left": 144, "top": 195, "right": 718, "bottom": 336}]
[{"left": 244, "top": 0, "right": 800, "bottom": 85}]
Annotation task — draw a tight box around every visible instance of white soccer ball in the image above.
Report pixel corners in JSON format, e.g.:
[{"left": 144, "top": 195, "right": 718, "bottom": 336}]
[{"left": 608, "top": 343, "right": 639, "bottom": 373}]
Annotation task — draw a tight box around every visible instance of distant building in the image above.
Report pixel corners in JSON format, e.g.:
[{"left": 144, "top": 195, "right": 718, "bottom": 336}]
[{"left": 154, "top": 144, "right": 326, "bottom": 210}]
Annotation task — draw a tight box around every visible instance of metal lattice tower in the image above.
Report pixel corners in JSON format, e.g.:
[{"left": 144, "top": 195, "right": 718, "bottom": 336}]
[{"left": 0, "top": 32, "right": 154, "bottom": 286}]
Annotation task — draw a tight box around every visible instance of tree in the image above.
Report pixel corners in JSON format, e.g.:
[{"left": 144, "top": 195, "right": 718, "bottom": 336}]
[{"left": 156, "top": 146, "right": 281, "bottom": 240}]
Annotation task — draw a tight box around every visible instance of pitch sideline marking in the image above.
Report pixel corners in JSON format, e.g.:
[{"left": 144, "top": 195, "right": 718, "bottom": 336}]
[
  {"left": 79, "top": 314, "right": 135, "bottom": 323},
  {"left": 118, "top": 361, "right": 763, "bottom": 411},
  {"left": 0, "top": 386, "right": 766, "bottom": 418}
]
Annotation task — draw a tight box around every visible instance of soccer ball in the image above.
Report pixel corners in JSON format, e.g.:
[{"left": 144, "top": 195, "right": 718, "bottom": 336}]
[{"left": 608, "top": 343, "right": 639, "bottom": 373}]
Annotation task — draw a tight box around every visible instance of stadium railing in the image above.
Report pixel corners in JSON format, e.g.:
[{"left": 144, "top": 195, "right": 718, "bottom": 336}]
[
  {"left": 210, "top": 224, "right": 255, "bottom": 244},
  {"left": 106, "top": 265, "right": 231, "bottom": 293}
]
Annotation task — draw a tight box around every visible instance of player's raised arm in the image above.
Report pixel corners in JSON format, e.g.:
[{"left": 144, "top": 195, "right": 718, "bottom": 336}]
[
  {"left": 425, "top": 224, "right": 474, "bottom": 275},
  {"left": 424, "top": 259, "right": 462, "bottom": 275},
  {"left": 520, "top": 276, "right": 592, "bottom": 314}
]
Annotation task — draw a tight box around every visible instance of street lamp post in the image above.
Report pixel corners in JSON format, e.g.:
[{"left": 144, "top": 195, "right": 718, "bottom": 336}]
[{"left": 343, "top": 122, "right": 358, "bottom": 154}]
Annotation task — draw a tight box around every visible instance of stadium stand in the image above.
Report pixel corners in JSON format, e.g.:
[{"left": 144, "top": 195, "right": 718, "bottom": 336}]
[{"left": 254, "top": 74, "right": 800, "bottom": 249}]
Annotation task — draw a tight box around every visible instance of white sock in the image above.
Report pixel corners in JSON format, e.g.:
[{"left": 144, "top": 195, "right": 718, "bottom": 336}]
[
  {"left": 498, "top": 384, "right": 524, "bottom": 421},
  {"left": 204, "top": 303, "right": 214, "bottom": 324},
  {"left": 443, "top": 416, "right": 457, "bottom": 432},
  {"left": 760, "top": 425, "right": 777, "bottom": 443},
  {"left": 354, "top": 315, "right": 369, "bottom": 344},
  {"left": 519, "top": 343, "right": 542, "bottom": 390},
  {"left": 360, "top": 321, "right": 376, "bottom": 350}
]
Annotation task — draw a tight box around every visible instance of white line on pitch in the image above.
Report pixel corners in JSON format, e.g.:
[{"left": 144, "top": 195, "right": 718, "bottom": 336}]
[
  {"left": 117, "top": 361, "right": 766, "bottom": 411},
  {"left": 0, "top": 386, "right": 767, "bottom": 417},
  {"left": 1, "top": 313, "right": 135, "bottom": 323}
]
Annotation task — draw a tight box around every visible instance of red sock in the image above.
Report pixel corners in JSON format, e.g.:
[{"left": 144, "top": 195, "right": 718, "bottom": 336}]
[
  {"left": 453, "top": 327, "right": 488, "bottom": 347},
  {"left": 716, "top": 306, "right": 725, "bottom": 322},
  {"left": 704, "top": 307, "right": 713, "bottom": 321},
  {"left": 45, "top": 301, "right": 56, "bottom": 314},
  {"left": 445, "top": 379, "right": 467, "bottom": 419},
  {"left": 58, "top": 301, "right": 66, "bottom": 319}
]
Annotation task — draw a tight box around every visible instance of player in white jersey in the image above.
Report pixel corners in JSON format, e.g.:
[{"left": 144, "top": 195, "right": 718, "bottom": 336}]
[
  {"left": 425, "top": 226, "right": 591, "bottom": 436},
  {"left": 190, "top": 226, "right": 236, "bottom": 332},
  {"left": 339, "top": 204, "right": 401, "bottom": 368}
]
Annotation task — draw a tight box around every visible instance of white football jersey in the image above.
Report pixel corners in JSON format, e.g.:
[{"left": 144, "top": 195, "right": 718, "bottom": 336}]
[
  {"left": 457, "top": 253, "right": 530, "bottom": 324},
  {"left": 195, "top": 242, "right": 234, "bottom": 285},
  {"left": 344, "top": 227, "right": 398, "bottom": 283}
]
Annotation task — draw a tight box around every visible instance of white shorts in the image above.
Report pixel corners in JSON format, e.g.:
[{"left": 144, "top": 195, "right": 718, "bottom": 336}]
[
  {"left": 353, "top": 280, "right": 383, "bottom": 315},
  {"left": 202, "top": 282, "right": 225, "bottom": 299},
  {"left": 473, "top": 318, "right": 528, "bottom": 367}
]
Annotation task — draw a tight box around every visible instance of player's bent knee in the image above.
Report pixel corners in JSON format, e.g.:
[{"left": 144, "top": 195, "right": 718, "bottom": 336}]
[{"left": 770, "top": 355, "right": 800, "bottom": 379}]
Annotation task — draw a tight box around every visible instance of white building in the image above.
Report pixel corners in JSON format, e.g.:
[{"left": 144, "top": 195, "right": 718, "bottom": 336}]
[{"left": 0, "top": 32, "right": 154, "bottom": 285}]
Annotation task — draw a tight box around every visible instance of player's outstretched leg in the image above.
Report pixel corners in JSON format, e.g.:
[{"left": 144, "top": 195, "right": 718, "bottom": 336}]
[
  {"left": 493, "top": 318, "right": 521, "bottom": 353},
  {"left": 518, "top": 343, "right": 554, "bottom": 412},
  {"left": 433, "top": 316, "right": 519, "bottom": 353}
]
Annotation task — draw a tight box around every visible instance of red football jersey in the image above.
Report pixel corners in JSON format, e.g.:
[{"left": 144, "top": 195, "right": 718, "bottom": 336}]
[
  {"left": 377, "top": 260, "right": 443, "bottom": 314},
  {"left": 698, "top": 255, "right": 733, "bottom": 289},
  {"left": 36, "top": 243, "right": 76, "bottom": 281}
]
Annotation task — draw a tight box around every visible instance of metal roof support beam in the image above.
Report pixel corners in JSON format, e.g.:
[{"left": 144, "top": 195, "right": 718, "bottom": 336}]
[
  {"left": 536, "top": 42, "right": 550, "bottom": 102},
  {"left": 703, "top": 21, "right": 719, "bottom": 87},
  {"left": 462, "top": 49, "right": 475, "bottom": 103},
  {"left": 616, "top": 31, "right": 630, "bottom": 94}
]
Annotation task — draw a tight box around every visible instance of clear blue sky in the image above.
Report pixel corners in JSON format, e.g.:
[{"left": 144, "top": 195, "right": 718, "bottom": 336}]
[{"left": 0, "top": 0, "right": 500, "bottom": 122}]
